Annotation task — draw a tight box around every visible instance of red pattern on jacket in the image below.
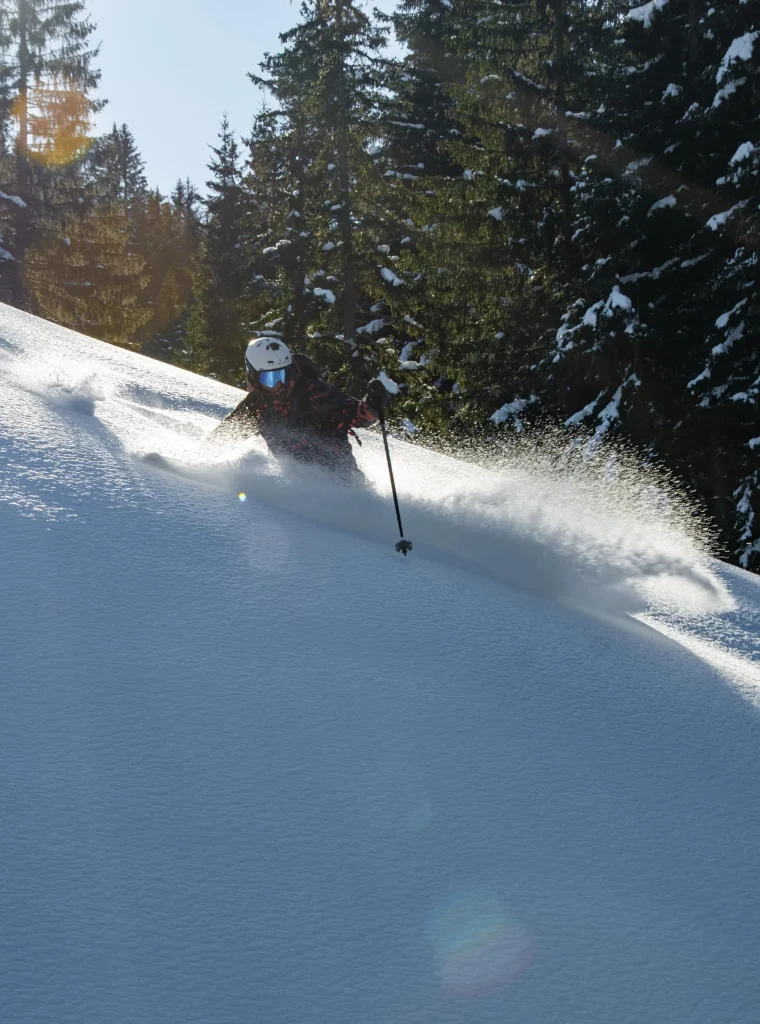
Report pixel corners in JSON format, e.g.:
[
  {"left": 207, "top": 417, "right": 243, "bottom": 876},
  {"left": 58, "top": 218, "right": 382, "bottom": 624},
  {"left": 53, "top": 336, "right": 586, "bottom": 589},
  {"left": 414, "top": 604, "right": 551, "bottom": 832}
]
[{"left": 214, "top": 357, "right": 378, "bottom": 470}]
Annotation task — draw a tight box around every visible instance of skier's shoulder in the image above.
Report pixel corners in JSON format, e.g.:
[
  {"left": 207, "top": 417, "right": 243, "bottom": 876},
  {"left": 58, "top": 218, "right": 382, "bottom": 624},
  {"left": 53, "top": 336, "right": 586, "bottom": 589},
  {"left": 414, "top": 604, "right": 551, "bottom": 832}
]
[
  {"left": 292, "top": 352, "right": 322, "bottom": 380},
  {"left": 290, "top": 353, "right": 357, "bottom": 409}
]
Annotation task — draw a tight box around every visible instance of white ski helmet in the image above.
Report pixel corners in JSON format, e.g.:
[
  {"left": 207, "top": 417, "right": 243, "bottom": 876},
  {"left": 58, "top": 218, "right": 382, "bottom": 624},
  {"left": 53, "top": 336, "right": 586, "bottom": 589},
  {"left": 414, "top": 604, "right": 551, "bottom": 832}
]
[{"left": 245, "top": 337, "right": 293, "bottom": 379}]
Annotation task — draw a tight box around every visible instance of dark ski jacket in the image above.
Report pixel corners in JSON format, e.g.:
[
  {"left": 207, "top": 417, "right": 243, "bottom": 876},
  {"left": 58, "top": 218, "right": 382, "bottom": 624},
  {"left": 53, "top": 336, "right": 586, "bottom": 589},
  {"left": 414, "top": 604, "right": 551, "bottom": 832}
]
[{"left": 211, "top": 354, "right": 378, "bottom": 469}]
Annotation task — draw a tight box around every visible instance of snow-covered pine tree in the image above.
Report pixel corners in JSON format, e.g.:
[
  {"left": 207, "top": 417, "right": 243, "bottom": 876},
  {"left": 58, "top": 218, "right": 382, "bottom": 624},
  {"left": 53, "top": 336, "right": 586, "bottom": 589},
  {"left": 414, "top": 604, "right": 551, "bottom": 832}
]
[
  {"left": 546, "top": 1, "right": 758, "bottom": 568},
  {"left": 387, "top": 0, "right": 464, "bottom": 181},
  {"left": 396, "top": 0, "right": 600, "bottom": 429},
  {"left": 241, "top": 98, "right": 325, "bottom": 358},
  {"left": 373, "top": 0, "right": 469, "bottom": 431},
  {"left": 254, "top": 0, "right": 393, "bottom": 393},
  {"left": 186, "top": 116, "right": 253, "bottom": 380},
  {"left": 530, "top": 0, "right": 664, "bottom": 444},
  {"left": 680, "top": 5, "right": 760, "bottom": 569}
]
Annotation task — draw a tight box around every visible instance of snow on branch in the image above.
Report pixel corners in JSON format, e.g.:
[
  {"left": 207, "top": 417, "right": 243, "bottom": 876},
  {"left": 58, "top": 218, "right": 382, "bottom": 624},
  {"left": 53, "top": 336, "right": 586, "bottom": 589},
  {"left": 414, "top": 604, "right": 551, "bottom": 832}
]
[
  {"left": 713, "top": 78, "right": 746, "bottom": 108},
  {"left": 0, "top": 191, "right": 27, "bottom": 208},
  {"left": 377, "top": 370, "right": 400, "bottom": 394},
  {"left": 356, "top": 319, "right": 386, "bottom": 335},
  {"left": 490, "top": 395, "right": 538, "bottom": 430},
  {"left": 716, "top": 299, "right": 747, "bottom": 330},
  {"left": 647, "top": 195, "right": 676, "bottom": 216},
  {"left": 706, "top": 200, "right": 748, "bottom": 231},
  {"left": 380, "top": 267, "right": 405, "bottom": 287},
  {"left": 717, "top": 32, "right": 759, "bottom": 84},
  {"left": 730, "top": 142, "right": 756, "bottom": 165},
  {"left": 565, "top": 394, "right": 602, "bottom": 427},
  {"left": 604, "top": 286, "right": 633, "bottom": 315},
  {"left": 594, "top": 375, "right": 641, "bottom": 436},
  {"left": 627, "top": 0, "right": 668, "bottom": 30},
  {"left": 711, "top": 322, "right": 744, "bottom": 357}
]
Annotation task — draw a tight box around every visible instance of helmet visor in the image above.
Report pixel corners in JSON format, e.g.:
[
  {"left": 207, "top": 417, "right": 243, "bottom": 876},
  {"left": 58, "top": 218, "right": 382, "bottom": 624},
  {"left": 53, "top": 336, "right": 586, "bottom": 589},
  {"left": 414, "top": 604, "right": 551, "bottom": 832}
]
[{"left": 259, "top": 368, "right": 287, "bottom": 389}]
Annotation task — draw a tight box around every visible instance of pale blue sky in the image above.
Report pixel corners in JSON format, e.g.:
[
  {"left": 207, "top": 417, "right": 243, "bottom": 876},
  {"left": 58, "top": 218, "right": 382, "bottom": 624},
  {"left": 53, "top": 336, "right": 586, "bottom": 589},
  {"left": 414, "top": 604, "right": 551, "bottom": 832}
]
[{"left": 87, "top": 0, "right": 398, "bottom": 196}]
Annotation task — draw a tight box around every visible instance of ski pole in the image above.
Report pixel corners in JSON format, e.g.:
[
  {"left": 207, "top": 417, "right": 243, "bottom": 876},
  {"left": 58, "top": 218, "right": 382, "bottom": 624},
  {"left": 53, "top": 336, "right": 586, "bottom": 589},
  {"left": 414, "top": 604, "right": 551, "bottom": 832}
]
[{"left": 379, "top": 412, "right": 413, "bottom": 556}]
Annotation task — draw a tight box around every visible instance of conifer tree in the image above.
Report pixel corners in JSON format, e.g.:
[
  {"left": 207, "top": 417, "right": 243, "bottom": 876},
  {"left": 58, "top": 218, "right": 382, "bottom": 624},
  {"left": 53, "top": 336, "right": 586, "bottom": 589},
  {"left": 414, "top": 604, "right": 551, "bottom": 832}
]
[
  {"left": 253, "top": 0, "right": 393, "bottom": 390},
  {"left": 371, "top": 0, "right": 468, "bottom": 427},
  {"left": 0, "top": 4, "right": 20, "bottom": 299},
  {"left": 120, "top": 180, "right": 201, "bottom": 358},
  {"left": 24, "top": 180, "right": 150, "bottom": 344},
  {"left": 241, "top": 102, "right": 322, "bottom": 354},
  {"left": 0, "top": 0, "right": 103, "bottom": 306},
  {"left": 186, "top": 116, "right": 252, "bottom": 379},
  {"left": 141, "top": 179, "right": 201, "bottom": 358},
  {"left": 395, "top": 0, "right": 601, "bottom": 428},
  {"left": 88, "top": 123, "right": 148, "bottom": 206},
  {"left": 543, "top": 1, "right": 759, "bottom": 565},
  {"left": 678, "top": 5, "right": 760, "bottom": 568},
  {"left": 387, "top": 0, "right": 464, "bottom": 180}
]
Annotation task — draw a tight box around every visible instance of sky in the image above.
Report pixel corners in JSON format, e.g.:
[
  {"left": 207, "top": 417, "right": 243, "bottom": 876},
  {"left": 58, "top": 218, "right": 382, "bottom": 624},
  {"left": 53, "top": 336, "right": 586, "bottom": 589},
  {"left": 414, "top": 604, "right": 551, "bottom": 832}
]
[{"left": 87, "top": 0, "right": 398, "bottom": 197}]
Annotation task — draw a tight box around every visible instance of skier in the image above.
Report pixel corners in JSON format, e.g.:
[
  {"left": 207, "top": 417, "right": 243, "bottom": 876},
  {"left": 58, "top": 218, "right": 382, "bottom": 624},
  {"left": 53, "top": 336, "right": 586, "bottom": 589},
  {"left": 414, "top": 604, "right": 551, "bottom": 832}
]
[{"left": 209, "top": 336, "right": 389, "bottom": 477}]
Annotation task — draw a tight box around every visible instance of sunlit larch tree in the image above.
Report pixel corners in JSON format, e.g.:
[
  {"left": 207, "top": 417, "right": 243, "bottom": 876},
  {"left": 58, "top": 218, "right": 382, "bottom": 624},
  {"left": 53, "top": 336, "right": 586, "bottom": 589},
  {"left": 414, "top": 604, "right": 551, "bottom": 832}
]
[{"left": 0, "top": 0, "right": 103, "bottom": 307}]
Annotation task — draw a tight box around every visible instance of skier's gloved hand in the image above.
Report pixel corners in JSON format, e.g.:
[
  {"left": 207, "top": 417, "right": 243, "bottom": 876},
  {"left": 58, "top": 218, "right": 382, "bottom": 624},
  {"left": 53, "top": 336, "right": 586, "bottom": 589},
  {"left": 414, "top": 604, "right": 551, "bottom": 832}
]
[{"left": 366, "top": 379, "right": 389, "bottom": 415}]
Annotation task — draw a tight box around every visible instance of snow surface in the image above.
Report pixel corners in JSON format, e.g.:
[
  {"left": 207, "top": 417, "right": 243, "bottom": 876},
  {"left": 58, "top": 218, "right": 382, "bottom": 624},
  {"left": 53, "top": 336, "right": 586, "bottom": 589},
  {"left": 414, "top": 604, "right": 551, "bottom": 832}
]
[{"left": 2, "top": 305, "right": 760, "bottom": 1024}]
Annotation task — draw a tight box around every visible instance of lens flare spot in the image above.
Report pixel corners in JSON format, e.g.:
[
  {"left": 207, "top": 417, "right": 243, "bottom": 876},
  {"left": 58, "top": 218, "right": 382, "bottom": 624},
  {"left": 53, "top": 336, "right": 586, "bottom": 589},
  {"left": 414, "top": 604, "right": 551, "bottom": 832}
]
[
  {"left": 13, "top": 80, "right": 94, "bottom": 168},
  {"left": 238, "top": 492, "right": 247, "bottom": 503},
  {"left": 427, "top": 888, "right": 533, "bottom": 996}
]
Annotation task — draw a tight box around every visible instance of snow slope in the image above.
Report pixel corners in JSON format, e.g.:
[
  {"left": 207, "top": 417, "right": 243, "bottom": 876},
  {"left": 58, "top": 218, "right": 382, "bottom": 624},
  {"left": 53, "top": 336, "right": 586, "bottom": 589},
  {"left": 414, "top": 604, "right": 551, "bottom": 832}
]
[{"left": 1, "top": 304, "right": 759, "bottom": 1024}]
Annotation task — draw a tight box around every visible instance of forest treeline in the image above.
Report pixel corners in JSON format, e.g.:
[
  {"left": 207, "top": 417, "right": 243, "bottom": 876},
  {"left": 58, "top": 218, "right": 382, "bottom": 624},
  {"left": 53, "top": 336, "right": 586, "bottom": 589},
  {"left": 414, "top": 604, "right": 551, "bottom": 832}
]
[{"left": 0, "top": 1, "right": 758, "bottom": 571}]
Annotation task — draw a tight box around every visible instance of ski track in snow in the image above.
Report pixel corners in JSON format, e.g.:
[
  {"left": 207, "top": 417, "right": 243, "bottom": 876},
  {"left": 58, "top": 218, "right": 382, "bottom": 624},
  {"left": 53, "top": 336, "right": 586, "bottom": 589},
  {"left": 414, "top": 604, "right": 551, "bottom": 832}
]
[
  {"left": 1, "top": 303, "right": 760, "bottom": 1024},
  {"left": 0, "top": 307, "right": 743, "bottom": 622}
]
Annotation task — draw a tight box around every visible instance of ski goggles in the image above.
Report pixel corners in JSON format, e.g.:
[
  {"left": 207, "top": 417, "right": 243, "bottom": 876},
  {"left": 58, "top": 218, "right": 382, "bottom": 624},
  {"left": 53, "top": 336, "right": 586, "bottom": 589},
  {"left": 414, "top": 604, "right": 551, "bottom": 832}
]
[{"left": 258, "top": 368, "right": 287, "bottom": 389}]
